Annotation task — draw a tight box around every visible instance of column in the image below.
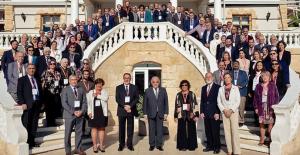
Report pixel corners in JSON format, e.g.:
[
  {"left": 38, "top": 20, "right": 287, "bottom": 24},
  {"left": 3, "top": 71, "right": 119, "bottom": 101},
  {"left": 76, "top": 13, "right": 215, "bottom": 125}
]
[
  {"left": 115, "top": 0, "right": 124, "bottom": 8},
  {"left": 170, "top": 0, "right": 178, "bottom": 8},
  {"left": 71, "top": 0, "right": 79, "bottom": 24},
  {"left": 214, "top": 0, "right": 222, "bottom": 21}
]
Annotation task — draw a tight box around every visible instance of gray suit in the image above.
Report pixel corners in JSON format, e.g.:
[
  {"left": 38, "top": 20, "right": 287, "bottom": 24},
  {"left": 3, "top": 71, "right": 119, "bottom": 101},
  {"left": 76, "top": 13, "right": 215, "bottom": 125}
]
[
  {"left": 213, "top": 70, "right": 229, "bottom": 86},
  {"left": 143, "top": 87, "right": 169, "bottom": 147},
  {"left": 7, "top": 61, "right": 27, "bottom": 102},
  {"left": 173, "top": 13, "right": 185, "bottom": 30},
  {"left": 61, "top": 85, "right": 87, "bottom": 153}
]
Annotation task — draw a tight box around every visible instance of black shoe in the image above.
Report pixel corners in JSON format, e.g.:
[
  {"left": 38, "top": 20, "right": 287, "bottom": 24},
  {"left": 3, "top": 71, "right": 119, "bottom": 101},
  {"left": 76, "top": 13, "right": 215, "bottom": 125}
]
[
  {"left": 179, "top": 148, "right": 186, "bottom": 151},
  {"left": 203, "top": 148, "right": 213, "bottom": 152},
  {"left": 149, "top": 146, "right": 155, "bottom": 151},
  {"left": 156, "top": 146, "right": 164, "bottom": 151},
  {"left": 128, "top": 146, "right": 134, "bottom": 151},
  {"left": 118, "top": 146, "right": 124, "bottom": 151},
  {"left": 239, "top": 123, "right": 244, "bottom": 127},
  {"left": 214, "top": 149, "right": 220, "bottom": 154}
]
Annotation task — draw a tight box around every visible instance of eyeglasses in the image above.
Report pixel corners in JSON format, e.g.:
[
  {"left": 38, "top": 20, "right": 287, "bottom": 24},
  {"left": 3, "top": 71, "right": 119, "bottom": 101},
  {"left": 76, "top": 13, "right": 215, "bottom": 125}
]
[
  {"left": 270, "top": 53, "right": 277, "bottom": 55},
  {"left": 181, "top": 84, "right": 188, "bottom": 86},
  {"left": 272, "top": 63, "right": 279, "bottom": 66},
  {"left": 70, "top": 47, "right": 75, "bottom": 49},
  {"left": 50, "top": 63, "right": 56, "bottom": 65}
]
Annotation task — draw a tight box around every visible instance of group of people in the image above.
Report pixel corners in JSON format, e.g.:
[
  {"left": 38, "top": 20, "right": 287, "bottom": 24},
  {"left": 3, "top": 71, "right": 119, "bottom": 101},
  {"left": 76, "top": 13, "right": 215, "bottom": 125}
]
[{"left": 0, "top": 1, "right": 292, "bottom": 155}]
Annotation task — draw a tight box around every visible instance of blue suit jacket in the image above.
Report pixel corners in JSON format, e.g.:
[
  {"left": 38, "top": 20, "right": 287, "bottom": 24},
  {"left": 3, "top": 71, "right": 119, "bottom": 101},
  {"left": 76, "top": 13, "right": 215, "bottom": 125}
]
[
  {"left": 230, "top": 70, "right": 249, "bottom": 97},
  {"left": 84, "top": 24, "right": 99, "bottom": 41},
  {"left": 200, "top": 83, "right": 221, "bottom": 118},
  {"left": 1, "top": 49, "right": 15, "bottom": 79},
  {"left": 102, "top": 15, "right": 115, "bottom": 33},
  {"left": 201, "top": 28, "right": 216, "bottom": 45},
  {"left": 183, "top": 17, "right": 199, "bottom": 32}
]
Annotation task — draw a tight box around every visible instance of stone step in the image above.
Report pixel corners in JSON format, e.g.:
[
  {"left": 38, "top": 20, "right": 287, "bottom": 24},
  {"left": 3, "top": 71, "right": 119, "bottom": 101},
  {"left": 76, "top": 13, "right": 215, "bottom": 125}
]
[
  {"left": 38, "top": 118, "right": 64, "bottom": 127},
  {"left": 220, "top": 124, "right": 260, "bottom": 132},
  {"left": 37, "top": 125, "right": 65, "bottom": 133},
  {"left": 35, "top": 131, "right": 73, "bottom": 144},
  {"left": 30, "top": 138, "right": 92, "bottom": 154},
  {"left": 220, "top": 129, "right": 260, "bottom": 141},
  {"left": 220, "top": 138, "right": 269, "bottom": 153}
]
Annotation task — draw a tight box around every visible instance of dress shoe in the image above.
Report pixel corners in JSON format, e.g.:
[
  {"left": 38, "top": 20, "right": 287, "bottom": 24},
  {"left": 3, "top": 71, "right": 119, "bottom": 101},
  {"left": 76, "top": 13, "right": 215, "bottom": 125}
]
[
  {"left": 118, "top": 146, "right": 124, "bottom": 151},
  {"left": 74, "top": 149, "right": 86, "bottom": 155},
  {"left": 149, "top": 146, "right": 155, "bottom": 151},
  {"left": 213, "top": 149, "right": 220, "bottom": 154},
  {"left": 128, "top": 146, "right": 134, "bottom": 151},
  {"left": 66, "top": 153, "right": 71, "bottom": 155},
  {"left": 203, "top": 148, "right": 213, "bottom": 152},
  {"left": 156, "top": 146, "right": 164, "bottom": 151},
  {"left": 179, "top": 148, "right": 186, "bottom": 151}
]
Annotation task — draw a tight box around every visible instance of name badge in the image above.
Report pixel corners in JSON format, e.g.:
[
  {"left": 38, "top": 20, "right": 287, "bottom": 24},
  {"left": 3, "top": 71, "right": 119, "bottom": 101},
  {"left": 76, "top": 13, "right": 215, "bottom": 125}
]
[
  {"left": 183, "top": 104, "right": 188, "bottom": 111},
  {"left": 54, "top": 80, "right": 59, "bottom": 87},
  {"left": 233, "top": 44, "right": 235, "bottom": 47},
  {"left": 19, "top": 73, "right": 23, "bottom": 78},
  {"left": 127, "top": 16, "right": 129, "bottom": 19},
  {"left": 140, "top": 18, "right": 144, "bottom": 22},
  {"left": 70, "top": 62, "right": 75, "bottom": 67},
  {"left": 158, "top": 15, "right": 162, "bottom": 20},
  {"left": 95, "top": 100, "right": 101, "bottom": 107},
  {"left": 106, "top": 22, "right": 109, "bottom": 26},
  {"left": 178, "top": 21, "right": 181, "bottom": 25},
  {"left": 234, "top": 80, "right": 237, "bottom": 85},
  {"left": 32, "top": 89, "right": 38, "bottom": 95},
  {"left": 190, "top": 25, "right": 194, "bottom": 30},
  {"left": 125, "top": 96, "right": 130, "bottom": 103},
  {"left": 74, "top": 100, "right": 80, "bottom": 108},
  {"left": 64, "top": 79, "right": 68, "bottom": 85}
]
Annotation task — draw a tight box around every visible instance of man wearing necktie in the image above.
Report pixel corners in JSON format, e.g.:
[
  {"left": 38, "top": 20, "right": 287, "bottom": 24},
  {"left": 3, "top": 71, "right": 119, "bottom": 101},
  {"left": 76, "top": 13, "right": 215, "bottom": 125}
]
[
  {"left": 143, "top": 76, "right": 169, "bottom": 151},
  {"left": 61, "top": 75, "right": 87, "bottom": 155},
  {"left": 230, "top": 61, "right": 248, "bottom": 126},
  {"left": 115, "top": 73, "right": 139, "bottom": 151},
  {"left": 17, "top": 64, "right": 42, "bottom": 149},
  {"left": 201, "top": 72, "right": 221, "bottom": 154}
]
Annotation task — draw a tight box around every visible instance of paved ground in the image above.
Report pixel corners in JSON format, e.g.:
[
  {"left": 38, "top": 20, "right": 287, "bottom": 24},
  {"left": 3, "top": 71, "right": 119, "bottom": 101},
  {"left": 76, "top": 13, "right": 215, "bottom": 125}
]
[{"left": 37, "top": 123, "right": 268, "bottom": 155}]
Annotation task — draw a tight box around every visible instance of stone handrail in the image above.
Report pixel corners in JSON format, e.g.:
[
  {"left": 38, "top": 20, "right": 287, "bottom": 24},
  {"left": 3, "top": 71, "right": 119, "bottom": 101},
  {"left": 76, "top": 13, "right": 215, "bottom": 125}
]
[
  {"left": 249, "top": 31, "right": 300, "bottom": 48},
  {"left": 0, "top": 33, "right": 38, "bottom": 50},
  {"left": 0, "top": 72, "right": 28, "bottom": 155},
  {"left": 270, "top": 69, "right": 300, "bottom": 155},
  {"left": 83, "top": 22, "right": 218, "bottom": 75}
]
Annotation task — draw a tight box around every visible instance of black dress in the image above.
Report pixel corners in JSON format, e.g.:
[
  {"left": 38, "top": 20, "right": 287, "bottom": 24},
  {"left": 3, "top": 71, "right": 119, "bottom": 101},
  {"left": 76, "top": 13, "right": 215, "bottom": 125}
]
[{"left": 88, "top": 98, "right": 108, "bottom": 128}]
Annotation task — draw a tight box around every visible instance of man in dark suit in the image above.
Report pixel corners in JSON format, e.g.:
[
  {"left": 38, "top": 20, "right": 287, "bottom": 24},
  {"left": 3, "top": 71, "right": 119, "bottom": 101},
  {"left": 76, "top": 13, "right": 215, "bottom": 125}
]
[
  {"left": 231, "top": 61, "right": 249, "bottom": 126},
  {"left": 184, "top": 12, "right": 199, "bottom": 32},
  {"left": 115, "top": 73, "right": 139, "bottom": 151},
  {"left": 36, "top": 47, "right": 53, "bottom": 78},
  {"left": 254, "top": 35, "right": 267, "bottom": 52},
  {"left": 143, "top": 76, "right": 169, "bottom": 151},
  {"left": 216, "top": 38, "right": 238, "bottom": 61},
  {"left": 1, "top": 40, "right": 19, "bottom": 83},
  {"left": 228, "top": 26, "right": 241, "bottom": 49},
  {"left": 201, "top": 22, "right": 216, "bottom": 48},
  {"left": 201, "top": 72, "right": 221, "bottom": 154},
  {"left": 172, "top": 6, "right": 185, "bottom": 30},
  {"left": 61, "top": 75, "right": 87, "bottom": 155},
  {"left": 102, "top": 8, "right": 115, "bottom": 33},
  {"left": 84, "top": 17, "right": 99, "bottom": 43},
  {"left": 243, "top": 37, "right": 255, "bottom": 60},
  {"left": 17, "top": 64, "right": 42, "bottom": 149}
]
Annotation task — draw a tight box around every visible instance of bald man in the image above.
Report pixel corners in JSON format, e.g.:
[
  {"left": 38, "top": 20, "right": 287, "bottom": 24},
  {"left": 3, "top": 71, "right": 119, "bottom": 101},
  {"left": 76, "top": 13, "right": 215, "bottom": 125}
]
[
  {"left": 143, "top": 76, "right": 169, "bottom": 151},
  {"left": 84, "top": 17, "right": 98, "bottom": 42}
]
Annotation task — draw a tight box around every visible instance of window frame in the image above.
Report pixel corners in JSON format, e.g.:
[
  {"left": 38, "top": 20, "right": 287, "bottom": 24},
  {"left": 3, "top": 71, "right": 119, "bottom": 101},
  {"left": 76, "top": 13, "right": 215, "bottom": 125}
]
[
  {"left": 41, "top": 14, "right": 61, "bottom": 32},
  {"left": 232, "top": 14, "right": 252, "bottom": 30}
]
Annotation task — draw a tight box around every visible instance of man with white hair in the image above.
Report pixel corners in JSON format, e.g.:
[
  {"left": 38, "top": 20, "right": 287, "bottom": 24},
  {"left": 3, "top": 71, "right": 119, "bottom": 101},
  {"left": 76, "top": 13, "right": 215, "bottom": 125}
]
[{"left": 36, "top": 47, "right": 53, "bottom": 77}]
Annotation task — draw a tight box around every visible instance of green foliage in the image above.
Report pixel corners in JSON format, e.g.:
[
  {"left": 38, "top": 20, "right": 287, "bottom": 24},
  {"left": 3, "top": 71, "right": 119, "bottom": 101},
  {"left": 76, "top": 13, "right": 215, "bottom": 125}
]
[
  {"left": 136, "top": 95, "right": 144, "bottom": 118},
  {"left": 288, "top": 13, "right": 300, "bottom": 27}
]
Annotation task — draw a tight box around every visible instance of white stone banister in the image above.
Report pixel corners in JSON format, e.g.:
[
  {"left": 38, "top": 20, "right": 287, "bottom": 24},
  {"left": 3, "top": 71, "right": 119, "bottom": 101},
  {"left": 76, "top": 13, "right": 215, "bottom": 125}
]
[
  {"left": 270, "top": 69, "right": 300, "bottom": 155},
  {"left": 83, "top": 22, "right": 218, "bottom": 75},
  {"left": 249, "top": 31, "right": 300, "bottom": 48},
  {"left": 0, "top": 72, "right": 28, "bottom": 155},
  {"left": 0, "top": 33, "right": 38, "bottom": 50}
]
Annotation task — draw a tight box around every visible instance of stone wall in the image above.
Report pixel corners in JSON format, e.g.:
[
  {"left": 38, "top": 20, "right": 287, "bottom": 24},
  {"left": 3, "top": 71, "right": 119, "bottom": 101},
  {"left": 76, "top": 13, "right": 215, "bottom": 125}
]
[
  {"left": 94, "top": 42, "right": 205, "bottom": 126},
  {"left": 4, "top": 5, "right": 14, "bottom": 32},
  {"left": 288, "top": 48, "right": 300, "bottom": 74},
  {"left": 281, "top": 126, "right": 300, "bottom": 155}
]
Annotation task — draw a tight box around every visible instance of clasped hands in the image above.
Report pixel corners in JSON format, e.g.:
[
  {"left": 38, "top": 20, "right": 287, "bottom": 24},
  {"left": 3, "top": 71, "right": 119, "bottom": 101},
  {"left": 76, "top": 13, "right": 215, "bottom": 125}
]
[
  {"left": 124, "top": 105, "right": 131, "bottom": 113},
  {"left": 223, "top": 109, "right": 233, "bottom": 118},
  {"left": 200, "top": 113, "right": 220, "bottom": 120},
  {"left": 74, "top": 111, "right": 83, "bottom": 117}
]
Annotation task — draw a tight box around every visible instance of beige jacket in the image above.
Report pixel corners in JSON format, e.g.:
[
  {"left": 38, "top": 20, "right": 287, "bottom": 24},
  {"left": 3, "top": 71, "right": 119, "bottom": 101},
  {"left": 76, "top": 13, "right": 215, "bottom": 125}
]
[{"left": 87, "top": 89, "right": 109, "bottom": 118}]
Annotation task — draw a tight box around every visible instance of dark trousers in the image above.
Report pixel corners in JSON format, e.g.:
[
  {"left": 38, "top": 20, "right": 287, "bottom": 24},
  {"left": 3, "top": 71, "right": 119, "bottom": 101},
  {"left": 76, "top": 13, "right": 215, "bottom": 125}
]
[
  {"left": 148, "top": 114, "right": 163, "bottom": 147},
  {"left": 22, "top": 101, "right": 40, "bottom": 146},
  {"left": 45, "top": 93, "right": 61, "bottom": 126},
  {"left": 64, "top": 117, "right": 83, "bottom": 154},
  {"left": 118, "top": 115, "right": 134, "bottom": 147},
  {"left": 176, "top": 118, "right": 198, "bottom": 150},
  {"left": 204, "top": 117, "right": 221, "bottom": 150}
]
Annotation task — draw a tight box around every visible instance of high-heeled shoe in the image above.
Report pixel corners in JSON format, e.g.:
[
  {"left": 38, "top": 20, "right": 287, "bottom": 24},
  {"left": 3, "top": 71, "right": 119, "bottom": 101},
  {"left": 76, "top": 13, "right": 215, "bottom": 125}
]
[
  {"left": 98, "top": 145, "right": 105, "bottom": 152},
  {"left": 93, "top": 146, "right": 98, "bottom": 153}
]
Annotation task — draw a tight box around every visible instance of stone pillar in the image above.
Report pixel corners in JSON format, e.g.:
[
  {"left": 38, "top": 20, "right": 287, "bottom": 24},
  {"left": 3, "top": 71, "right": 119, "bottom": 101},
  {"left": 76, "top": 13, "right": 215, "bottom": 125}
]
[
  {"left": 71, "top": 0, "right": 79, "bottom": 24},
  {"left": 214, "top": 0, "right": 222, "bottom": 21},
  {"left": 115, "top": 0, "right": 123, "bottom": 8},
  {"left": 4, "top": 5, "right": 14, "bottom": 32},
  {"left": 170, "top": 0, "right": 178, "bottom": 8}
]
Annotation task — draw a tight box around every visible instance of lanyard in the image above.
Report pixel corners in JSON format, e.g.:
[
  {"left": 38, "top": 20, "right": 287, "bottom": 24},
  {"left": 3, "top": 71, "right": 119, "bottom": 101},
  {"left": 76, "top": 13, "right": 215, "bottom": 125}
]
[
  {"left": 83, "top": 81, "right": 90, "bottom": 91},
  {"left": 61, "top": 67, "right": 68, "bottom": 78}
]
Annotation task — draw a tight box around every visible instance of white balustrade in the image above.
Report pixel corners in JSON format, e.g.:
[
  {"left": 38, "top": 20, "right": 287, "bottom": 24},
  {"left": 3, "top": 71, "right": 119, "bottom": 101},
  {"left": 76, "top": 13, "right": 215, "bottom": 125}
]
[
  {"left": 0, "top": 33, "right": 38, "bottom": 51},
  {"left": 0, "top": 72, "right": 28, "bottom": 155},
  {"left": 249, "top": 31, "right": 300, "bottom": 48}
]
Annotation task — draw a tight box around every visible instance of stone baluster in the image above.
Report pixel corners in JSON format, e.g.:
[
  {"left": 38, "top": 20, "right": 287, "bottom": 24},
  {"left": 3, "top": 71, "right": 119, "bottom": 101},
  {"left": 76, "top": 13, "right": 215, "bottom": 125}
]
[
  {"left": 174, "top": 32, "right": 179, "bottom": 47},
  {"left": 104, "top": 39, "right": 109, "bottom": 53},
  {"left": 160, "top": 24, "right": 167, "bottom": 40},
  {"left": 283, "top": 34, "right": 287, "bottom": 43},
  {"left": 134, "top": 26, "right": 139, "bottom": 40},
  {"left": 278, "top": 33, "right": 282, "bottom": 42},
  {"left": 119, "top": 27, "right": 124, "bottom": 41},
  {"left": 0, "top": 35, "right": 3, "bottom": 47},
  {"left": 4, "top": 35, "right": 9, "bottom": 48},
  {"left": 153, "top": 26, "right": 158, "bottom": 40},
  {"left": 99, "top": 43, "right": 104, "bottom": 56},
  {"left": 195, "top": 48, "right": 200, "bottom": 61},
  {"left": 146, "top": 26, "right": 151, "bottom": 40},
  {"left": 141, "top": 26, "right": 145, "bottom": 41},
  {"left": 179, "top": 35, "right": 184, "bottom": 49},
  {"left": 296, "top": 34, "right": 300, "bottom": 47},
  {"left": 108, "top": 36, "right": 113, "bottom": 49},
  {"left": 190, "top": 44, "right": 195, "bottom": 57}
]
